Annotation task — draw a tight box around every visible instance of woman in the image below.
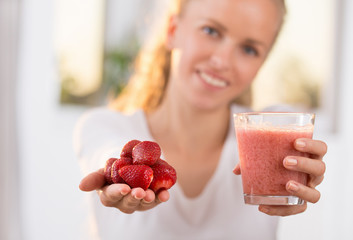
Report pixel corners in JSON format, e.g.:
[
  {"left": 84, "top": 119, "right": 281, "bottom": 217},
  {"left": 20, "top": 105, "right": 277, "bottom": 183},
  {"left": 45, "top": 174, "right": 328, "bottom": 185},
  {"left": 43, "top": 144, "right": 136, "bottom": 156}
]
[{"left": 75, "top": 0, "right": 327, "bottom": 239}]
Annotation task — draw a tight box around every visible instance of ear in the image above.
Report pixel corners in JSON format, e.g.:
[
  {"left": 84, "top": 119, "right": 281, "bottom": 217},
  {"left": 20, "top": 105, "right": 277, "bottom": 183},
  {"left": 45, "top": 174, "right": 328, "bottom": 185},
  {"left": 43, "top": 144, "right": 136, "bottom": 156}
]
[{"left": 166, "top": 15, "right": 179, "bottom": 50}]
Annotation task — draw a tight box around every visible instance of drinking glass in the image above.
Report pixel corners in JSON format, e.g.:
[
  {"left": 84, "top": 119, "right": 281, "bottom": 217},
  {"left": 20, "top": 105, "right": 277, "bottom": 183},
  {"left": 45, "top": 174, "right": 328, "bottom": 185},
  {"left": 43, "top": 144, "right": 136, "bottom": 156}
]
[{"left": 234, "top": 112, "right": 315, "bottom": 205}]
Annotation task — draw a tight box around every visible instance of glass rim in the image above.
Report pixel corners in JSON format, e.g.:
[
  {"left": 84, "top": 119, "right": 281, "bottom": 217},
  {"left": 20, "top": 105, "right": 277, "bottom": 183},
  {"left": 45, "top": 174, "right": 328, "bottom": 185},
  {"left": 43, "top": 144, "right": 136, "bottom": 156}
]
[{"left": 233, "top": 112, "right": 315, "bottom": 117}]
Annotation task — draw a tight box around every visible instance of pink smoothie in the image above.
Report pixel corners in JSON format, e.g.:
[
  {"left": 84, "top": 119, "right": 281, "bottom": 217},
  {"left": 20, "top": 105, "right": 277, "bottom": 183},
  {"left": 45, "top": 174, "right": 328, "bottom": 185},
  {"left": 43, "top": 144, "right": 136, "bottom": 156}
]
[{"left": 236, "top": 126, "right": 313, "bottom": 196}]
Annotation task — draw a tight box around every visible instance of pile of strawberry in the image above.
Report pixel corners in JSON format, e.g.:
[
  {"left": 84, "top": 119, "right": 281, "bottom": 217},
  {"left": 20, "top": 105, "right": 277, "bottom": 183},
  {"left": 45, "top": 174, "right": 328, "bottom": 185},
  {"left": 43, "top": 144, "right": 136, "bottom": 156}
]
[{"left": 104, "top": 140, "right": 177, "bottom": 193}]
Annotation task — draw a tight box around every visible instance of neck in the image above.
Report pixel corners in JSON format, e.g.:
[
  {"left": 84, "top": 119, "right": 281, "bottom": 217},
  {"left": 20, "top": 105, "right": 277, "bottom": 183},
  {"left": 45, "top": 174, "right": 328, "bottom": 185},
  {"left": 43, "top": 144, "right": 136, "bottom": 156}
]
[{"left": 146, "top": 96, "right": 230, "bottom": 154}]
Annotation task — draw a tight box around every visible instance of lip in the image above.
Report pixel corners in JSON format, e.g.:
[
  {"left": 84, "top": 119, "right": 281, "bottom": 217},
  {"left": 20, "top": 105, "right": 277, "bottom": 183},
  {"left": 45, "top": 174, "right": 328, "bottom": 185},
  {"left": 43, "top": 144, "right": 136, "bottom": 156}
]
[{"left": 197, "top": 70, "right": 229, "bottom": 89}]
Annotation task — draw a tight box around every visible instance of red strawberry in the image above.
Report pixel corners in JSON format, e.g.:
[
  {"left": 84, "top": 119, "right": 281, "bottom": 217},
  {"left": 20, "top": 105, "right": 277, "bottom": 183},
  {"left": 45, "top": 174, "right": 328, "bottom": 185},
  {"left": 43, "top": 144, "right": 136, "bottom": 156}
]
[
  {"left": 149, "top": 159, "right": 177, "bottom": 193},
  {"left": 104, "top": 158, "right": 117, "bottom": 184},
  {"left": 118, "top": 165, "right": 154, "bottom": 190},
  {"left": 111, "top": 157, "right": 133, "bottom": 183},
  {"left": 132, "top": 141, "right": 161, "bottom": 166},
  {"left": 120, "top": 140, "right": 141, "bottom": 158}
]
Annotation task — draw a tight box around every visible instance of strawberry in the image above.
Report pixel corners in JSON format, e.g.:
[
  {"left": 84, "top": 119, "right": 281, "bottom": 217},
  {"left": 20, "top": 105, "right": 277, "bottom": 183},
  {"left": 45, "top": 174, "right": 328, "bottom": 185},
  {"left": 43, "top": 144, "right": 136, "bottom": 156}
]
[
  {"left": 111, "top": 157, "right": 133, "bottom": 184},
  {"left": 132, "top": 141, "right": 161, "bottom": 166},
  {"left": 104, "top": 158, "right": 117, "bottom": 184},
  {"left": 120, "top": 140, "right": 141, "bottom": 158},
  {"left": 149, "top": 159, "right": 177, "bottom": 193},
  {"left": 118, "top": 165, "right": 154, "bottom": 190}
]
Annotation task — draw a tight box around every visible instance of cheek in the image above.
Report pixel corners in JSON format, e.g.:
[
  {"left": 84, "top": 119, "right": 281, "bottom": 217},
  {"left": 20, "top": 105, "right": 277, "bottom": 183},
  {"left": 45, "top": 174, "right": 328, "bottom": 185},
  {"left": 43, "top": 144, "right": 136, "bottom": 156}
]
[
  {"left": 177, "top": 32, "right": 212, "bottom": 65},
  {"left": 237, "top": 58, "right": 265, "bottom": 83},
  {"left": 176, "top": 46, "right": 203, "bottom": 77},
  {"left": 227, "top": 58, "right": 265, "bottom": 100},
  {"left": 170, "top": 49, "right": 196, "bottom": 88}
]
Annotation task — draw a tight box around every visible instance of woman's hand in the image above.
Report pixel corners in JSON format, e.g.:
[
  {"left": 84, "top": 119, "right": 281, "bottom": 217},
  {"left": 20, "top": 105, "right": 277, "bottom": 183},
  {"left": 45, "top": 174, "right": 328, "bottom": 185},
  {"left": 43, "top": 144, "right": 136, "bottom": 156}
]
[
  {"left": 233, "top": 138, "right": 327, "bottom": 216},
  {"left": 79, "top": 168, "right": 170, "bottom": 214}
]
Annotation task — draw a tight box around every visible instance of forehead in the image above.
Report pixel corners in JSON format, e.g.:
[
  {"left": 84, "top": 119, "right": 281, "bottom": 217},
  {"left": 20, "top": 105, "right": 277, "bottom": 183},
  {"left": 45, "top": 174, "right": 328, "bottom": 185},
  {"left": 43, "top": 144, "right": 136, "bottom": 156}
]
[{"left": 181, "top": 0, "right": 283, "bottom": 41}]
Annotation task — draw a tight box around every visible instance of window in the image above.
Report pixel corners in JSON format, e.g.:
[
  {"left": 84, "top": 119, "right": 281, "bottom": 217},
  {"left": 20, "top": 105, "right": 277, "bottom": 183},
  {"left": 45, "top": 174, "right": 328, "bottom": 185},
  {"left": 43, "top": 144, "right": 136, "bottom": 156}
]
[
  {"left": 252, "top": 0, "right": 337, "bottom": 131},
  {"left": 54, "top": 0, "right": 338, "bottom": 133}
]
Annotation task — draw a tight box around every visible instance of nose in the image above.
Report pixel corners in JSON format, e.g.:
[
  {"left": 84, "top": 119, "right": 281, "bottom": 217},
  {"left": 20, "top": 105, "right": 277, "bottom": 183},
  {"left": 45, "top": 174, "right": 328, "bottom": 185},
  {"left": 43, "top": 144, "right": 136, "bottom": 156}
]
[{"left": 209, "top": 43, "right": 233, "bottom": 70}]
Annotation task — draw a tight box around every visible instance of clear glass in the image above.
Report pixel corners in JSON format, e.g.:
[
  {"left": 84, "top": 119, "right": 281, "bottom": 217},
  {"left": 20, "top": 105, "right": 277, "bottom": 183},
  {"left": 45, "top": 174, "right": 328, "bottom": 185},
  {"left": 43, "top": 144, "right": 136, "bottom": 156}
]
[{"left": 234, "top": 112, "right": 315, "bottom": 205}]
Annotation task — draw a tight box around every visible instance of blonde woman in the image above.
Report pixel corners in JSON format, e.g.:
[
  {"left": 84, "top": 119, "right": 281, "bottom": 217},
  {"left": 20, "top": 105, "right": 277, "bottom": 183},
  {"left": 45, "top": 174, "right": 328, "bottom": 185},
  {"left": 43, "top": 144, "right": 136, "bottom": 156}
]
[{"left": 75, "top": 0, "right": 327, "bottom": 239}]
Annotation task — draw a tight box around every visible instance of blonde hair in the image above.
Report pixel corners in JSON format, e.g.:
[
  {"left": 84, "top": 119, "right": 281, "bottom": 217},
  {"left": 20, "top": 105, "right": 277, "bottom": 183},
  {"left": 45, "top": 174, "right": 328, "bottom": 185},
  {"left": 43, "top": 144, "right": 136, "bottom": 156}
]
[{"left": 110, "top": 0, "right": 286, "bottom": 113}]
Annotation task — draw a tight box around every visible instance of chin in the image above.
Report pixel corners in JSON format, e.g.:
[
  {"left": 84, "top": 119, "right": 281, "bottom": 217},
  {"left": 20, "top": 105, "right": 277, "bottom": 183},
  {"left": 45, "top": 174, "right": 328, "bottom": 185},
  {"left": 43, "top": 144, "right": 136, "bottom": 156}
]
[{"left": 189, "top": 98, "right": 228, "bottom": 112}]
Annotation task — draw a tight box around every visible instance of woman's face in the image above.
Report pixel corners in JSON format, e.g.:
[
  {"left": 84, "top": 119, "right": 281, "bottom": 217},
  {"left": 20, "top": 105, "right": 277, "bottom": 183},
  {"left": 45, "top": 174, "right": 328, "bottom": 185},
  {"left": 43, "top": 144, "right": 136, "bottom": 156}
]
[{"left": 167, "top": 0, "right": 283, "bottom": 110}]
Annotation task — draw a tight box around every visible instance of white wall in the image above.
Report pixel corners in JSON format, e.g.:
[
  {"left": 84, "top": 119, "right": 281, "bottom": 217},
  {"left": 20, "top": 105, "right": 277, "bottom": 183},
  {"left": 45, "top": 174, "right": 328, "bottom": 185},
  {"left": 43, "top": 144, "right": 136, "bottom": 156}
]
[
  {"left": 104, "top": 0, "right": 154, "bottom": 49},
  {"left": 16, "top": 0, "right": 353, "bottom": 240},
  {"left": 278, "top": 1, "right": 353, "bottom": 239},
  {"left": 17, "top": 0, "right": 89, "bottom": 239},
  {"left": 322, "top": 0, "right": 353, "bottom": 238},
  {"left": 0, "top": 1, "right": 21, "bottom": 239}
]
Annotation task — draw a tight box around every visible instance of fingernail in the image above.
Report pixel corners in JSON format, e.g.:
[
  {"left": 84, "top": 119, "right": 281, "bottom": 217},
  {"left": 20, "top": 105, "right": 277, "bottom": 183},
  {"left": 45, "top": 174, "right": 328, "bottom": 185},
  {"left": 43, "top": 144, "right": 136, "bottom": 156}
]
[
  {"left": 121, "top": 190, "right": 129, "bottom": 196},
  {"left": 142, "top": 198, "right": 153, "bottom": 204},
  {"left": 296, "top": 140, "right": 306, "bottom": 148},
  {"left": 285, "top": 157, "right": 297, "bottom": 166},
  {"left": 133, "top": 192, "right": 143, "bottom": 200},
  {"left": 287, "top": 182, "right": 299, "bottom": 192}
]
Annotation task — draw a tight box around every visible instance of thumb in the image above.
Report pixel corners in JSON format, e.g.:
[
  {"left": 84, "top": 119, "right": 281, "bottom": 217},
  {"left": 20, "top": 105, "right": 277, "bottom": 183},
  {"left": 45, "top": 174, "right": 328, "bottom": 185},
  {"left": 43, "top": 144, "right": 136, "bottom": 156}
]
[{"left": 79, "top": 168, "right": 106, "bottom": 191}]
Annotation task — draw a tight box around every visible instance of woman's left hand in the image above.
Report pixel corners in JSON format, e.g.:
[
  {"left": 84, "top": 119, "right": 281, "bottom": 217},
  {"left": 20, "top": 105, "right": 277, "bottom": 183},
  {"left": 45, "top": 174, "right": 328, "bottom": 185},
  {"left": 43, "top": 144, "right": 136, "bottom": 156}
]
[{"left": 233, "top": 138, "right": 327, "bottom": 216}]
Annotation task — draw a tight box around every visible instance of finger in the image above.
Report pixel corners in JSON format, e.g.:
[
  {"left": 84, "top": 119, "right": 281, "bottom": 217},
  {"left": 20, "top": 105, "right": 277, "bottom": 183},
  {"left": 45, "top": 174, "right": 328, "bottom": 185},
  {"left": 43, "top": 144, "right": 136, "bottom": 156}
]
[
  {"left": 139, "top": 190, "right": 158, "bottom": 211},
  {"left": 102, "top": 184, "right": 131, "bottom": 201},
  {"left": 308, "top": 175, "right": 324, "bottom": 188},
  {"left": 286, "top": 181, "right": 321, "bottom": 203},
  {"left": 156, "top": 190, "right": 170, "bottom": 202},
  {"left": 98, "top": 184, "right": 131, "bottom": 207},
  {"left": 141, "top": 190, "right": 170, "bottom": 209},
  {"left": 139, "top": 201, "right": 159, "bottom": 211},
  {"left": 233, "top": 164, "right": 241, "bottom": 175},
  {"left": 142, "top": 189, "right": 156, "bottom": 204},
  {"left": 283, "top": 156, "right": 326, "bottom": 177},
  {"left": 139, "top": 189, "right": 170, "bottom": 211},
  {"left": 295, "top": 138, "right": 328, "bottom": 158},
  {"left": 119, "top": 188, "right": 147, "bottom": 214},
  {"left": 259, "top": 203, "right": 307, "bottom": 216},
  {"left": 79, "top": 168, "right": 106, "bottom": 191}
]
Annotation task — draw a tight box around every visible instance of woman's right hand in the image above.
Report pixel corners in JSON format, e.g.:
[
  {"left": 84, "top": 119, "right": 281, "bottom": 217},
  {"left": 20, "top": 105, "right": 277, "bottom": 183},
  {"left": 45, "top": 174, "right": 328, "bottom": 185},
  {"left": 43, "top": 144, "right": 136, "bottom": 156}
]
[{"left": 79, "top": 168, "right": 170, "bottom": 214}]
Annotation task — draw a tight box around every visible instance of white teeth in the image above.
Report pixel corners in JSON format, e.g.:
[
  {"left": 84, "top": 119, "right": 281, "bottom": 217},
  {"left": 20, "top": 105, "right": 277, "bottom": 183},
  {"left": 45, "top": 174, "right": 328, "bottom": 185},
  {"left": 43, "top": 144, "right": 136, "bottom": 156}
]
[{"left": 200, "top": 72, "right": 227, "bottom": 88}]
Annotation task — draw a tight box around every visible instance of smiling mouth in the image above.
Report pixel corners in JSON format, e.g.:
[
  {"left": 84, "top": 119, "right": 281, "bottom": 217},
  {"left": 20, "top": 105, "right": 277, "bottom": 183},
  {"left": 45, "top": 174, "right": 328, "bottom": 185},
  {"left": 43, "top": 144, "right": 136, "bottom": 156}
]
[{"left": 199, "top": 71, "right": 227, "bottom": 88}]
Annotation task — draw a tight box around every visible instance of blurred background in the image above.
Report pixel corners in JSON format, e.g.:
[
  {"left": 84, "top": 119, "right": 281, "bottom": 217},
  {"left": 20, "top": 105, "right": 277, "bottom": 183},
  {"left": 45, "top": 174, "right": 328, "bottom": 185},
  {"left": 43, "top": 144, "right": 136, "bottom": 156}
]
[{"left": 1, "top": 0, "right": 352, "bottom": 239}]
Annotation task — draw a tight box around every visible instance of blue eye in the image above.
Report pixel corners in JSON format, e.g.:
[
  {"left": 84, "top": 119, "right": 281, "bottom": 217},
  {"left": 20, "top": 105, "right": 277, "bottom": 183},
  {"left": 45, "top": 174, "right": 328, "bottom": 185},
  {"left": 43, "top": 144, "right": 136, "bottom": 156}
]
[
  {"left": 202, "top": 26, "right": 219, "bottom": 37},
  {"left": 243, "top": 46, "right": 258, "bottom": 56}
]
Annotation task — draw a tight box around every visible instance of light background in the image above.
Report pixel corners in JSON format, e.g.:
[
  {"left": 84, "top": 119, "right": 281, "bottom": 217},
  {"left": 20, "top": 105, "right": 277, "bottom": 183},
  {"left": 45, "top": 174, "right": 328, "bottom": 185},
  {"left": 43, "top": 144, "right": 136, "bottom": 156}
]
[{"left": 5, "top": 0, "right": 352, "bottom": 239}]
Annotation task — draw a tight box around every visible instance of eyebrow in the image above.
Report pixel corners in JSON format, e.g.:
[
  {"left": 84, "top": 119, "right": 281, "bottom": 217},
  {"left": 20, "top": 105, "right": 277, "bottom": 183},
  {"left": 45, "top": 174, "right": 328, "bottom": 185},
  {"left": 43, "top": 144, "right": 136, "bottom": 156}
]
[
  {"left": 202, "top": 18, "right": 227, "bottom": 32},
  {"left": 244, "top": 38, "right": 266, "bottom": 48}
]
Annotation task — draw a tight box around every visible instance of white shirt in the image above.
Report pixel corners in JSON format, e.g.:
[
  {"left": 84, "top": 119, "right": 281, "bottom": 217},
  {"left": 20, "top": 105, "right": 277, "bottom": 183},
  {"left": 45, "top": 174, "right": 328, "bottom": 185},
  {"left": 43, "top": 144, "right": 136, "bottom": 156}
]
[{"left": 73, "top": 104, "right": 279, "bottom": 240}]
